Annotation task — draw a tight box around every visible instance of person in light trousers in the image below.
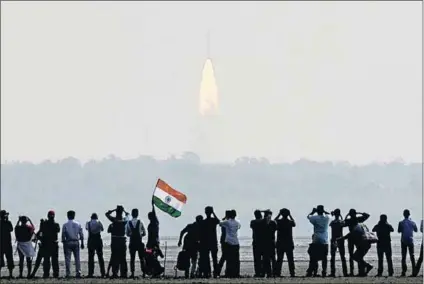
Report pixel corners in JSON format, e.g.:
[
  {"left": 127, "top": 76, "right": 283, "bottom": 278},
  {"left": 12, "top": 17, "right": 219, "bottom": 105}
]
[{"left": 62, "top": 210, "right": 84, "bottom": 278}]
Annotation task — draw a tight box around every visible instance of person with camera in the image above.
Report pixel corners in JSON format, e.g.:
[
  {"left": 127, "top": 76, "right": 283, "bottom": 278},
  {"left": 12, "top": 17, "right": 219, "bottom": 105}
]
[
  {"left": 274, "top": 208, "right": 296, "bottom": 277},
  {"left": 198, "top": 206, "right": 220, "bottom": 278},
  {"left": 372, "top": 214, "right": 394, "bottom": 276},
  {"left": 15, "top": 215, "right": 36, "bottom": 278},
  {"left": 106, "top": 205, "right": 128, "bottom": 278},
  {"left": 219, "top": 209, "right": 241, "bottom": 278},
  {"left": 62, "top": 210, "right": 84, "bottom": 278},
  {"left": 126, "top": 208, "right": 147, "bottom": 279},
  {"left": 86, "top": 213, "right": 105, "bottom": 278},
  {"left": 217, "top": 210, "right": 232, "bottom": 277},
  {"left": 30, "top": 210, "right": 60, "bottom": 279},
  {"left": 0, "top": 210, "right": 14, "bottom": 279},
  {"left": 329, "top": 209, "right": 348, "bottom": 277},
  {"left": 306, "top": 205, "right": 330, "bottom": 277}
]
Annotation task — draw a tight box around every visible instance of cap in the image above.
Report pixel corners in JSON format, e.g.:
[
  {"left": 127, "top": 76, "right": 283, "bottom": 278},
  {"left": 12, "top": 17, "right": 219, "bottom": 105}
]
[{"left": 48, "top": 210, "right": 55, "bottom": 215}]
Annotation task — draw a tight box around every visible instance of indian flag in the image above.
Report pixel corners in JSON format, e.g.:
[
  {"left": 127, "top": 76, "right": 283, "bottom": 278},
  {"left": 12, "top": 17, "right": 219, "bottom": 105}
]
[{"left": 153, "top": 179, "right": 187, "bottom": 218}]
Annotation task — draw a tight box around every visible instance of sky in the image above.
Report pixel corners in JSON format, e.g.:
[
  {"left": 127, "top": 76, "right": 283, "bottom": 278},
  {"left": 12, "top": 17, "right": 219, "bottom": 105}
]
[{"left": 1, "top": 1, "right": 422, "bottom": 165}]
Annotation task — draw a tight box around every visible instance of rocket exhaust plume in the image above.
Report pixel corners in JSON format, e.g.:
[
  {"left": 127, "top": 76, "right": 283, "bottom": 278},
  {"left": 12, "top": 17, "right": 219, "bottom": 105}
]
[
  {"left": 199, "top": 30, "right": 219, "bottom": 116},
  {"left": 199, "top": 58, "right": 219, "bottom": 116}
]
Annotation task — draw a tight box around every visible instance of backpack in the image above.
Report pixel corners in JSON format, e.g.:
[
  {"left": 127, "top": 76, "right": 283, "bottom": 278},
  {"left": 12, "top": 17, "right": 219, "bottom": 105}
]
[
  {"left": 358, "top": 223, "right": 378, "bottom": 244},
  {"left": 176, "top": 250, "right": 190, "bottom": 271}
]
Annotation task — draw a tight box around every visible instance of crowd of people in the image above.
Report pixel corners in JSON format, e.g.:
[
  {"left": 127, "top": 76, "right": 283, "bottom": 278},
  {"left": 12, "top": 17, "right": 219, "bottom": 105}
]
[{"left": 0, "top": 203, "right": 423, "bottom": 280}]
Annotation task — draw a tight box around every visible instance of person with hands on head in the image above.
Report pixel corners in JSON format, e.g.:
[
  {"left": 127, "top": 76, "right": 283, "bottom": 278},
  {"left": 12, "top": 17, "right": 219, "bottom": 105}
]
[
  {"left": 105, "top": 205, "right": 128, "bottom": 279},
  {"left": 15, "top": 215, "right": 36, "bottom": 279},
  {"left": 274, "top": 208, "right": 296, "bottom": 277},
  {"left": 329, "top": 209, "right": 348, "bottom": 277},
  {"left": 306, "top": 206, "right": 330, "bottom": 277}
]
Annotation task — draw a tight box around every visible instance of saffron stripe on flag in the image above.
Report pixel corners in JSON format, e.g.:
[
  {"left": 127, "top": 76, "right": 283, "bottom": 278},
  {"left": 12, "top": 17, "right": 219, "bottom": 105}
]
[{"left": 156, "top": 179, "right": 187, "bottom": 203}]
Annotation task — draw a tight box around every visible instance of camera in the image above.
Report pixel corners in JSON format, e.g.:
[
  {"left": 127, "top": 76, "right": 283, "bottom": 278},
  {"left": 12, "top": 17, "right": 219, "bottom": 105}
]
[{"left": 331, "top": 211, "right": 335, "bottom": 216}]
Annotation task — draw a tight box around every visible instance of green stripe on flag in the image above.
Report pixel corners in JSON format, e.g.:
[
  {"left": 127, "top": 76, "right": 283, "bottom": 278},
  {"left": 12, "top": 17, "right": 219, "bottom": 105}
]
[{"left": 153, "top": 196, "right": 182, "bottom": 218}]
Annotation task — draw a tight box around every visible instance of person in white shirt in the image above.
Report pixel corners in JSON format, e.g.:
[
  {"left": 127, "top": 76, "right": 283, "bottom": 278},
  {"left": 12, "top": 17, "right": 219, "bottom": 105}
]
[
  {"left": 306, "top": 205, "right": 331, "bottom": 277},
  {"left": 86, "top": 213, "right": 105, "bottom": 278},
  {"left": 219, "top": 210, "right": 241, "bottom": 278},
  {"left": 62, "top": 210, "right": 84, "bottom": 278},
  {"left": 125, "top": 208, "right": 146, "bottom": 278}
]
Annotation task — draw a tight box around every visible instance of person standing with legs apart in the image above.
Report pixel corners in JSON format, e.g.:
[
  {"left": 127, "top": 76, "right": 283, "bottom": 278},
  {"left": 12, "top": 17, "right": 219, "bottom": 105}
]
[
  {"left": 126, "top": 209, "right": 146, "bottom": 279},
  {"left": 15, "top": 216, "right": 36, "bottom": 279},
  {"left": 62, "top": 210, "right": 84, "bottom": 278},
  {"left": 106, "top": 205, "right": 129, "bottom": 279},
  {"left": 372, "top": 214, "right": 394, "bottom": 277},
  {"left": 413, "top": 219, "right": 423, "bottom": 276},
  {"left": 0, "top": 210, "right": 15, "bottom": 279},
  {"left": 178, "top": 215, "right": 203, "bottom": 278},
  {"left": 86, "top": 213, "right": 105, "bottom": 278},
  {"left": 306, "top": 205, "right": 330, "bottom": 277},
  {"left": 199, "top": 206, "right": 220, "bottom": 278},
  {"left": 329, "top": 209, "right": 348, "bottom": 277},
  {"left": 398, "top": 209, "right": 417, "bottom": 277},
  {"left": 250, "top": 210, "right": 263, "bottom": 277},
  {"left": 219, "top": 210, "right": 241, "bottom": 278},
  {"left": 274, "top": 208, "right": 296, "bottom": 277}
]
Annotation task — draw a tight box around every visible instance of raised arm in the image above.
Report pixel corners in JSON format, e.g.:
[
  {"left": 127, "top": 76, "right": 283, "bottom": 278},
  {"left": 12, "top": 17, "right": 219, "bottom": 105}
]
[
  {"left": 105, "top": 209, "right": 117, "bottom": 222},
  {"left": 289, "top": 214, "right": 296, "bottom": 227}
]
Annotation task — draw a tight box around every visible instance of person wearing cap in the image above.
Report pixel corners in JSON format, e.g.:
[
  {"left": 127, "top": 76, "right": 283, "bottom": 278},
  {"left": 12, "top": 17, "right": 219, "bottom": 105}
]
[
  {"left": 30, "top": 210, "right": 60, "bottom": 278},
  {"left": 274, "top": 208, "right": 296, "bottom": 277},
  {"left": 372, "top": 214, "right": 394, "bottom": 276},
  {"left": 86, "top": 213, "right": 105, "bottom": 278},
  {"left": 15, "top": 215, "right": 36, "bottom": 278},
  {"left": 398, "top": 209, "right": 418, "bottom": 277},
  {"left": 0, "top": 210, "right": 14, "bottom": 279},
  {"left": 329, "top": 209, "right": 348, "bottom": 277},
  {"left": 261, "top": 210, "right": 277, "bottom": 278},
  {"left": 62, "top": 210, "right": 84, "bottom": 278},
  {"left": 306, "top": 205, "right": 330, "bottom": 277}
]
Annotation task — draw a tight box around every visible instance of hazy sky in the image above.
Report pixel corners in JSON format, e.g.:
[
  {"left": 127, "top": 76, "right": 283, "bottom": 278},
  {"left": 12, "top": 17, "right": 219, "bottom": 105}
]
[{"left": 1, "top": 1, "right": 422, "bottom": 164}]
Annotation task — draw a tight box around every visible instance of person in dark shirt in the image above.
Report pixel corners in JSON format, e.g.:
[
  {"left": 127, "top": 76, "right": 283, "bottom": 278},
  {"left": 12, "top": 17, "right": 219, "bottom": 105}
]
[
  {"left": 106, "top": 205, "right": 128, "bottom": 278},
  {"left": 147, "top": 202, "right": 160, "bottom": 250},
  {"left": 329, "top": 209, "right": 347, "bottom": 277},
  {"left": 15, "top": 216, "right": 36, "bottom": 278},
  {"left": 0, "top": 210, "right": 14, "bottom": 279},
  {"left": 30, "top": 210, "right": 60, "bottom": 279},
  {"left": 341, "top": 209, "right": 372, "bottom": 277},
  {"left": 250, "top": 210, "right": 263, "bottom": 277},
  {"left": 372, "top": 214, "right": 394, "bottom": 276},
  {"left": 217, "top": 210, "right": 231, "bottom": 277},
  {"left": 343, "top": 209, "right": 370, "bottom": 276},
  {"left": 178, "top": 215, "right": 203, "bottom": 278},
  {"left": 274, "top": 208, "right": 296, "bottom": 277},
  {"left": 199, "top": 206, "right": 220, "bottom": 278},
  {"left": 261, "top": 210, "right": 277, "bottom": 278}
]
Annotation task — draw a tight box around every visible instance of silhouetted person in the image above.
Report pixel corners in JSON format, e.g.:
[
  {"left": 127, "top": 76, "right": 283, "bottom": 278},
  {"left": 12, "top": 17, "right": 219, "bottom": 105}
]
[
  {"left": 306, "top": 206, "right": 330, "bottom": 277},
  {"left": 274, "top": 208, "right": 296, "bottom": 277},
  {"left": 329, "top": 209, "right": 347, "bottom": 277},
  {"left": 29, "top": 222, "right": 45, "bottom": 279},
  {"left": 126, "top": 208, "right": 146, "bottom": 279},
  {"left": 199, "top": 206, "right": 220, "bottom": 278},
  {"left": 413, "top": 219, "right": 423, "bottom": 276},
  {"left": 307, "top": 234, "right": 318, "bottom": 277},
  {"left": 15, "top": 216, "right": 35, "bottom": 278},
  {"left": 250, "top": 210, "right": 263, "bottom": 277},
  {"left": 398, "top": 209, "right": 417, "bottom": 277},
  {"left": 106, "top": 205, "right": 128, "bottom": 278},
  {"left": 0, "top": 210, "right": 14, "bottom": 279},
  {"left": 261, "top": 210, "right": 277, "bottom": 278},
  {"left": 219, "top": 210, "right": 241, "bottom": 278},
  {"left": 62, "top": 210, "right": 84, "bottom": 278},
  {"left": 30, "top": 210, "right": 60, "bottom": 278},
  {"left": 86, "top": 213, "right": 105, "bottom": 278},
  {"left": 372, "top": 214, "right": 394, "bottom": 276},
  {"left": 147, "top": 201, "right": 160, "bottom": 250},
  {"left": 178, "top": 215, "right": 203, "bottom": 278},
  {"left": 342, "top": 209, "right": 372, "bottom": 277},
  {"left": 218, "top": 210, "right": 231, "bottom": 277}
]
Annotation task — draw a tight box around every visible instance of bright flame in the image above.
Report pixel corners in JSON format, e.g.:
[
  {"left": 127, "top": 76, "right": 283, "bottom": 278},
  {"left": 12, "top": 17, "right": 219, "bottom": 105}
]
[{"left": 199, "top": 58, "right": 219, "bottom": 116}]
